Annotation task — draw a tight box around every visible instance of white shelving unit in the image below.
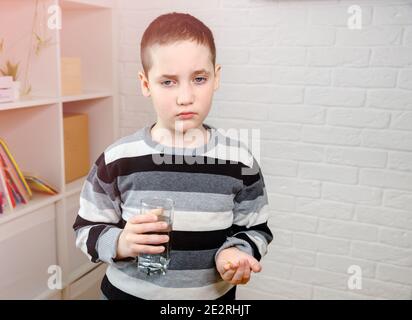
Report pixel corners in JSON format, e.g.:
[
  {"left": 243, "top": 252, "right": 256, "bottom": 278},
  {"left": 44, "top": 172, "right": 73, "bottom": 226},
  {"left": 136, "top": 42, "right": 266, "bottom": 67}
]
[{"left": 0, "top": 0, "right": 118, "bottom": 299}]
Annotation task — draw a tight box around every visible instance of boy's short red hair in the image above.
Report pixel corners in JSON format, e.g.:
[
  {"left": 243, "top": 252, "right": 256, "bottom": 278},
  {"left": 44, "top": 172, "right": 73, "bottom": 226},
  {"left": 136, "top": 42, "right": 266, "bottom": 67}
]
[{"left": 140, "top": 12, "right": 216, "bottom": 77}]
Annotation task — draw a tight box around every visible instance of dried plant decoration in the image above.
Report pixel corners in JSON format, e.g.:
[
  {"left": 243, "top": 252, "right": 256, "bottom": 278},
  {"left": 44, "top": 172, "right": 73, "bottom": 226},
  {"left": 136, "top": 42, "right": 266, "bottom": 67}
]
[
  {"left": 0, "top": 60, "right": 20, "bottom": 81},
  {"left": 32, "top": 0, "right": 56, "bottom": 56},
  {"left": 34, "top": 32, "right": 53, "bottom": 56},
  {"left": 0, "top": 0, "right": 56, "bottom": 97},
  {"left": 22, "top": 84, "right": 32, "bottom": 96},
  {"left": 22, "top": 0, "right": 55, "bottom": 96}
]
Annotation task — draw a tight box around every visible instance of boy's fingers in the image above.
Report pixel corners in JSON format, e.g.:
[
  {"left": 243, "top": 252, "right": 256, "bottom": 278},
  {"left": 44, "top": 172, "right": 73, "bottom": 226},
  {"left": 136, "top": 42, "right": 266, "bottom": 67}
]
[
  {"left": 242, "top": 263, "right": 251, "bottom": 282},
  {"left": 132, "top": 244, "right": 165, "bottom": 255},
  {"left": 133, "top": 221, "right": 169, "bottom": 234},
  {"left": 224, "top": 261, "right": 238, "bottom": 271},
  {"left": 129, "top": 208, "right": 164, "bottom": 223},
  {"left": 250, "top": 261, "right": 262, "bottom": 273},
  {"left": 221, "top": 268, "right": 236, "bottom": 281},
  {"left": 129, "top": 213, "right": 158, "bottom": 224},
  {"left": 129, "top": 234, "right": 169, "bottom": 245},
  {"left": 247, "top": 257, "right": 262, "bottom": 273},
  {"left": 148, "top": 208, "right": 164, "bottom": 216},
  {"left": 231, "top": 260, "right": 246, "bottom": 283}
]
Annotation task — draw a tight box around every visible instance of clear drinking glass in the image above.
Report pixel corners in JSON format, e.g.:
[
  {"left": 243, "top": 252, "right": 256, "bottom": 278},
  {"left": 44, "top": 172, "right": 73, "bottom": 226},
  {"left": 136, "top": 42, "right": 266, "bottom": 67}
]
[{"left": 137, "top": 197, "right": 174, "bottom": 276}]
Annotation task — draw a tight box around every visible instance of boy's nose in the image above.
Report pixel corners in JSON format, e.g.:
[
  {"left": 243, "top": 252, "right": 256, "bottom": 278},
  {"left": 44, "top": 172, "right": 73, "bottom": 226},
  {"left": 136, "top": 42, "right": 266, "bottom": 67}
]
[{"left": 176, "top": 84, "right": 194, "bottom": 106}]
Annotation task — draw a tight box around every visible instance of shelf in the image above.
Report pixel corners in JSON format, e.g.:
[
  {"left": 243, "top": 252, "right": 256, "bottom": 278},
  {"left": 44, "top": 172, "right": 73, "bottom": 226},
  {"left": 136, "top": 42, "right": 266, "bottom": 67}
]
[
  {"left": 61, "top": 0, "right": 115, "bottom": 9},
  {"left": 61, "top": 91, "right": 113, "bottom": 103},
  {"left": 0, "top": 0, "right": 60, "bottom": 99},
  {"left": 63, "top": 97, "right": 115, "bottom": 166},
  {"left": 65, "top": 176, "right": 87, "bottom": 196},
  {"left": 0, "top": 91, "right": 113, "bottom": 112},
  {"left": 0, "top": 0, "right": 117, "bottom": 299},
  {"left": 0, "top": 192, "right": 63, "bottom": 226},
  {"left": 0, "top": 96, "right": 60, "bottom": 111},
  {"left": 60, "top": 5, "right": 113, "bottom": 93},
  {"left": 0, "top": 104, "right": 63, "bottom": 191}
]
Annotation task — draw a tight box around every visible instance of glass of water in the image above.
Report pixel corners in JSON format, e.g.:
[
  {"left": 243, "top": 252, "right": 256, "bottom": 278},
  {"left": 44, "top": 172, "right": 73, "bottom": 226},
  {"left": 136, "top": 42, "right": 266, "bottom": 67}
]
[{"left": 137, "top": 197, "right": 174, "bottom": 276}]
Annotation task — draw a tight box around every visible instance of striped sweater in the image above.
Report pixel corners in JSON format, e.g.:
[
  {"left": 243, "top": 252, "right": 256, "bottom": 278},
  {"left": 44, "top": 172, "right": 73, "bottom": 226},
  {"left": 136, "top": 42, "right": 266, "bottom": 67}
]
[{"left": 73, "top": 122, "right": 273, "bottom": 300}]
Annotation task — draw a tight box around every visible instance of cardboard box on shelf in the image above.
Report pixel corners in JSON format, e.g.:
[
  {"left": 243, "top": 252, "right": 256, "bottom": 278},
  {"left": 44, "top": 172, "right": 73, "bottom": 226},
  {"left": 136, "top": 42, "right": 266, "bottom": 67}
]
[
  {"left": 63, "top": 113, "right": 90, "bottom": 183},
  {"left": 61, "top": 57, "right": 82, "bottom": 96}
]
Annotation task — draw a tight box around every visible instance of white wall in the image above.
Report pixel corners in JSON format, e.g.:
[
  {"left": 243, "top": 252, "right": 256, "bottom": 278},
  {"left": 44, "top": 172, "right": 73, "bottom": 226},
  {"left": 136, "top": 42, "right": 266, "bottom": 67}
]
[{"left": 117, "top": 0, "right": 412, "bottom": 299}]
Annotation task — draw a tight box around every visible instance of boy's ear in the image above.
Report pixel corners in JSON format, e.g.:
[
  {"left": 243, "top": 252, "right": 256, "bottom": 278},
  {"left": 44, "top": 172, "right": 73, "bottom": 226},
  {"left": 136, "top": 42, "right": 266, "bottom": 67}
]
[
  {"left": 138, "top": 71, "right": 151, "bottom": 97},
  {"left": 213, "top": 64, "right": 221, "bottom": 91}
]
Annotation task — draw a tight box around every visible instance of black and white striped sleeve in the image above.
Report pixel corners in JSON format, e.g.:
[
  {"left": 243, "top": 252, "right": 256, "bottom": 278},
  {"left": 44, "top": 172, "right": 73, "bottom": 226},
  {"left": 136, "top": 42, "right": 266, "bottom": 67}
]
[
  {"left": 216, "top": 157, "right": 273, "bottom": 261},
  {"left": 73, "top": 153, "right": 124, "bottom": 264}
]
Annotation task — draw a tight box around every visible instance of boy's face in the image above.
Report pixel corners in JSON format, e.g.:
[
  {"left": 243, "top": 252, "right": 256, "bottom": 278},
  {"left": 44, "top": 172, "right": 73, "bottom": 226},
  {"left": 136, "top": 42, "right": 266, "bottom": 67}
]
[{"left": 138, "top": 40, "right": 221, "bottom": 134}]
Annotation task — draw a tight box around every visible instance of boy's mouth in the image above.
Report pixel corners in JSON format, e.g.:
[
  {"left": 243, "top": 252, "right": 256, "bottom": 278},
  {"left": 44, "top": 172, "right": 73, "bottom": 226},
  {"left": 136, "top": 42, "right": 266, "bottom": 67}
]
[{"left": 177, "top": 112, "right": 196, "bottom": 119}]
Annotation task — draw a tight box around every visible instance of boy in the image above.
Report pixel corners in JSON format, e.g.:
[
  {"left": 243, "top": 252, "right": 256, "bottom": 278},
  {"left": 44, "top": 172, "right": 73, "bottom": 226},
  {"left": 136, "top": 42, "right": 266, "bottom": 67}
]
[{"left": 73, "top": 12, "right": 272, "bottom": 300}]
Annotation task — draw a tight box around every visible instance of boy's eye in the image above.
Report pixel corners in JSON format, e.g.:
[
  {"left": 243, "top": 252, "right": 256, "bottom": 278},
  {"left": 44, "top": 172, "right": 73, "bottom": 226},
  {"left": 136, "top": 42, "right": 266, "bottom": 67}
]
[
  {"left": 161, "top": 77, "right": 207, "bottom": 87},
  {"left": 161, "top": 80, "right": 174, "bottom": 86},
  {"left": 194, "top": 77, "right": 207, "bottom": 84}
]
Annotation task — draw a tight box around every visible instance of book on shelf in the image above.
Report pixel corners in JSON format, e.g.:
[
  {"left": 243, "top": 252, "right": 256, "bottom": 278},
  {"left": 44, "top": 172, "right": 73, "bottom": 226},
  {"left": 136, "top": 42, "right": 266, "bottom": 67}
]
[
  {"left": 0, "top": 138, "right": 32, "bottom": 213},
  {"left": 0, "top": 160, "right": 12, "bottom": 213},
  {"left": 23, "top": 174, "right": 58, "bottom": 196}
]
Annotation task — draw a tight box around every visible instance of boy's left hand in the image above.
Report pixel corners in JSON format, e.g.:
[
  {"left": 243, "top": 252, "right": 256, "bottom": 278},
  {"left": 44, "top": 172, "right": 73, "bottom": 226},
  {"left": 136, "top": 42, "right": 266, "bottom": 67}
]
[{"left": 216, "top": 247, "right": 262, "bottom": 285}]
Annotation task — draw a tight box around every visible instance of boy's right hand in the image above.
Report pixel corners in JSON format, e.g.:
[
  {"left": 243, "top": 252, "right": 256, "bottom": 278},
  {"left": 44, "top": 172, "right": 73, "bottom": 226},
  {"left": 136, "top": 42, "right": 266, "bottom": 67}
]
[{"left": 115, "top": 208, "right": 170, "bottom": 260}]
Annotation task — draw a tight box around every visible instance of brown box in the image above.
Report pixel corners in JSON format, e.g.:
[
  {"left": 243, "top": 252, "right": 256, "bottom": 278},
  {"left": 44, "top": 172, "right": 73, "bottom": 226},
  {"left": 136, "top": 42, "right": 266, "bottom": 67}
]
[
  {"left": 61, "top": 57, "right": 82, "bottom": 96},
  {"left": 63, "top": 113, "right": 90, "bottom": 183}
]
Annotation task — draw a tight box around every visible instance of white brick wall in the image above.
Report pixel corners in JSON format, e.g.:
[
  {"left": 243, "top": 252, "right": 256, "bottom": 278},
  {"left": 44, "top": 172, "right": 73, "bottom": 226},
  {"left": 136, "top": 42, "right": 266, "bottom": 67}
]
[{"left": 118, "top": 0, "right": 412, "bottom": 299}]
